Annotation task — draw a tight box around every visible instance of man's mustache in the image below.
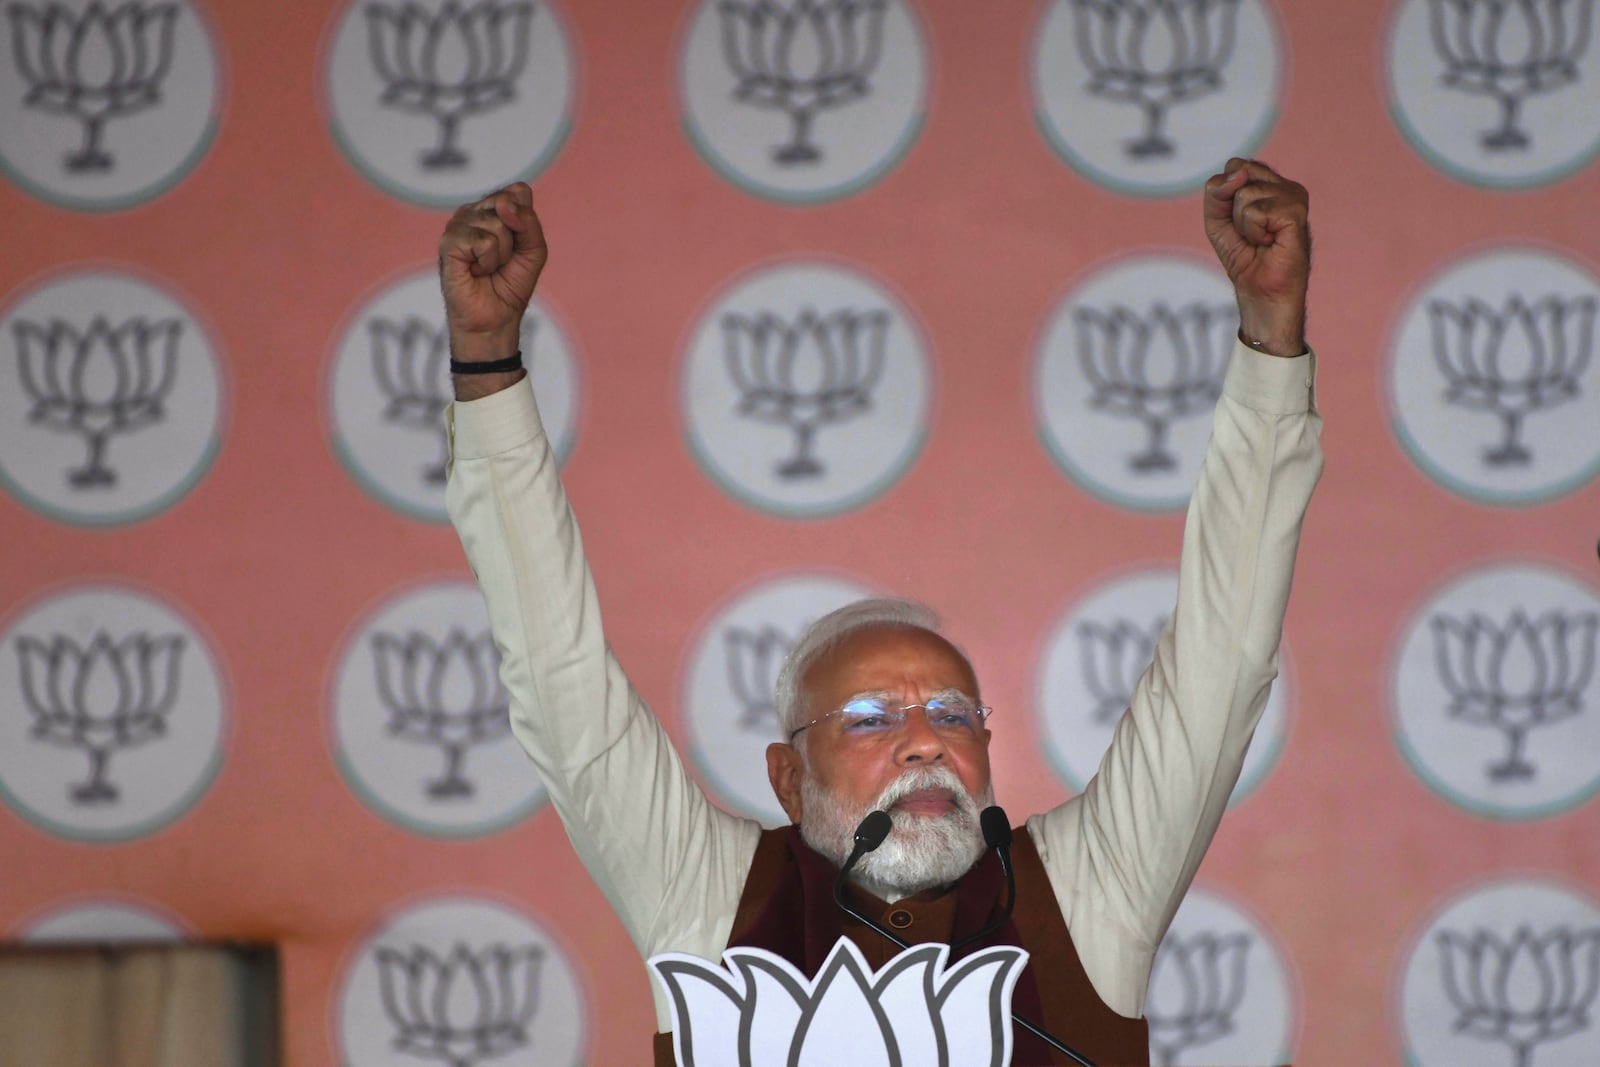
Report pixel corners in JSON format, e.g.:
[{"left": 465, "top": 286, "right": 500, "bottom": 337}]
[{"left": 873, "top": 766, "right": 976, "bottom": 818}]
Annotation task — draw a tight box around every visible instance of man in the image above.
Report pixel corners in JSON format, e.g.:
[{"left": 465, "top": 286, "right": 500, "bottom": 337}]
[{"left": 440, "top": 159, "right": 1320, "bottom": 1065}]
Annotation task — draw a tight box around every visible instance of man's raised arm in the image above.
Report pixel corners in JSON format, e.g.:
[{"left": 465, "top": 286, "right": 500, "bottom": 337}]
[
  {"left": 439, "top": 184, "right": 760, "bottom": 960},
  {"left": 1029, "top": 160, "right": 1324, "bottom": 1017}
]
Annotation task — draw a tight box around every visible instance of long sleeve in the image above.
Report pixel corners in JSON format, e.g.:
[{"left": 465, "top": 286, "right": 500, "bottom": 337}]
[
  {"left": 443, "top": 381, "right": 761, "bottom": 1026},
  {"left": 1027, "top": 340, "right": 1324, "bottom": 1018}
]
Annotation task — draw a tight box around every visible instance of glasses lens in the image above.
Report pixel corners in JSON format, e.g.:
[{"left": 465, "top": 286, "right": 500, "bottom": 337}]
[
  {"left": 829, "top": 695, "right": 987, "bottom": 737},
  {"left": 837, "top": 697, "right": 903, "bottom": 734},
  {"left": 925, "top": 695, "right": 982, "bottom": 732}
]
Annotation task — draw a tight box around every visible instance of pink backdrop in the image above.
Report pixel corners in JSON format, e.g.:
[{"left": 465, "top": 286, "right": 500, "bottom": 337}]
[{"left": 3, "top": 1, "right": 1598, "bottom": 1064}]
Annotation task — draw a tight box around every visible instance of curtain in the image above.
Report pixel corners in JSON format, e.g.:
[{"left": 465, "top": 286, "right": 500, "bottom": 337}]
[{"left": 0, "top": 945, "right": 275, "bottom": 1067}]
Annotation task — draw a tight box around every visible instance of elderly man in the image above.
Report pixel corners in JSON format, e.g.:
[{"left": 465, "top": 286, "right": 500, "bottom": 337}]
[{"left": 440, "top": 160, "right": 1320, "bottom": 1065}]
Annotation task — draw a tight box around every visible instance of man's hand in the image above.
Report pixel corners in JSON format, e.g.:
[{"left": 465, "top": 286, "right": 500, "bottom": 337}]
[
  {"left": 438, "top": 181, "right": 547, "bottom": 398},
  {"left": 1203, "top": 158, "right": 1310, "bottom": 357}
]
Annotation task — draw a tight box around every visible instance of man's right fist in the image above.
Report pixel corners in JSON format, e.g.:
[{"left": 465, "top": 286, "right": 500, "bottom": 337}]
[{"left": 438, "top": 182, "right": 547, "bottom": 365}]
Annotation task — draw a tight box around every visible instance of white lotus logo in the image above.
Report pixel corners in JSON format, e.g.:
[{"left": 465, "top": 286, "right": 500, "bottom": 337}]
[{"left": 650, "top": 938, "right": 1027, "bottom": 1067}]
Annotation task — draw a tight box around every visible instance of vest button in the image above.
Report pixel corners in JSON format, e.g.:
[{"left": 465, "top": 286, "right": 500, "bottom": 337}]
[{"left": 888, "top": 909, "right": 913, "bottom": 930}]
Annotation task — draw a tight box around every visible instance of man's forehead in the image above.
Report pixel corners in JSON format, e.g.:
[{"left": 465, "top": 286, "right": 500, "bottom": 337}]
[
  {"left": 805, "top": 624, "right": 979, "bottom": 693},
  {"left": 839, "top": 686, "right": 975, "bottom": 703}
]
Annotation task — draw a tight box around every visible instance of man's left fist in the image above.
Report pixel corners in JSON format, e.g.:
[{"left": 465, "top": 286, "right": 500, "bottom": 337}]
[{"left": 1202, "top": 158, "right": 1311, "bottom": 357}]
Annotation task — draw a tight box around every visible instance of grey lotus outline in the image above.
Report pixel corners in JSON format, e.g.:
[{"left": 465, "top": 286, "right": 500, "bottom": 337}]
[
  {"left": 724, "top": 624, "right": 793, "bottom": 731},
  {"left": 7, "top": 0, "right": 180, "bottom": 172},
  {"left": 723, "top": 306, "right": 889, "bottom": 480},
  {"left": 1430, "top": 608, "right": 1596, "bottom": 782},
  {"left": 1426, "top": 0, "right": 1596, "bottom": 152},
  {"left": 1070, "top": 0, "right": 1244, "bottom": 159},
  {"left": 375, "top": 939, "right": 546, "bottom": 1067},
  {"left": 15, "top": 315, "right": 182, "bottom": 489},
  {"left": 1075, "top": 301, "right": 1234, "bottom": 472},
  {"left": 365, "top": 0, "right": 537, "bottom": 169},
  {"left": 652, "top": 939, "right": 1028, "bottom": 1066},
  {"left": 718, "top": 0, "right": 890, "bottom": 165},
  {"left": 370, "top": 627, "right": 513, "bottom": 799},
  {"left": 1427, "top": 293, "right": 1596, "bottom": 467},
  {"left": 1145, "top": 928, "right": 1252, "bottom": 1064},
  {"left": 14, "top": 630, "right": 185, "bottom": 804},
  {"left": 1436, "top": 923, "right": 1600, "bottom": 1067},
  {"left": 1077, "top": 616, "right": 1166, "bottom": 725},
  {"left": 369, "top": 314, "right": 539, "bottom": 486}
]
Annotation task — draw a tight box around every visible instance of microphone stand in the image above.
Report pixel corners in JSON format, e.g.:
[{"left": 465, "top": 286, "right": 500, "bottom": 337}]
[{"left": 835, "top": 810, "right": 1097, "bottom": 1067}]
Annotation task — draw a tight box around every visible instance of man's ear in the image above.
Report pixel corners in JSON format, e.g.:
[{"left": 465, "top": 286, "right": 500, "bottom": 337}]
[{"left": 767, "top": 742, "right": 804, "bottom": 825}]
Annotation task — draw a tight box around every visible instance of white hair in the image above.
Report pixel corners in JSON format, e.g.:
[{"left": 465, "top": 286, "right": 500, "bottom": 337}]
[
  {"left": 800, "top": 764, "right": 991, "bottom": 899},
  {"left": 774, "top": 597, "right": 943, "bottom": 738}
]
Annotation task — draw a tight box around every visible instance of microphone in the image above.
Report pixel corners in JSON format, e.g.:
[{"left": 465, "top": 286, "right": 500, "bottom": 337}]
[
  {"left": 951, "top": 807, "right": 1016, "bottom": 951},
  {"left": 833, "top": 811, "right": 911, "bottom": 950},
  {"left": 831, "top": 808, "right": 1097, "bottom": 1067}
]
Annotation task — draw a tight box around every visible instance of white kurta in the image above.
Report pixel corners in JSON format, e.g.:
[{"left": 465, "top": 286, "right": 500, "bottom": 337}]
[{"left": 444, "top": 340, "right": 1323, "bottom": 1029}]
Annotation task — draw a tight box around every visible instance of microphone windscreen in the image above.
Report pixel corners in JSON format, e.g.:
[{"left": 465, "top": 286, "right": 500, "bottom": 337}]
[
  {"left": 980, "top": 806, "right": 1013, "bottom": 849},
  {"left": 854, "top": 810, "right": 893, "bottom": 852}
]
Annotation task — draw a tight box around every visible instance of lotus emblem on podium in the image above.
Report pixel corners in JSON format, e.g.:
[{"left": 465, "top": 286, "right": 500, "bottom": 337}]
[
  {"left": 15, "top": 631, "right": 185, "bottom": 804},
  {"left": 1428, "top": 293, "right": 1595, "bottom": 467},
  {"left": 376, "top": 940, "right": 546, "bottom": 1067},
  {"left": 371, "top": 628, "right": 513, "bottom": 799},
  {"left": 718, "top": 0, "right": 890, "bottom": 165},
  {"left": 1436, "top": 924, "right": 1600, "bottom": 1066},
  {"left": 16, "top": 316, "right": 182, "bottom": 489},
  {"left": 1070, "top": 0, "right": 1244, "bottom": 158},
  {"left": 365, "top": 0, "right": 536, "bottom": 169},
  {"left": 651, "top": 938, "right": 1028, "bottom": 1066},
  {"left": 1426, "top": 0, "right": 1596, "bottom": 152},
  {"left": 723, "top": 307, "right": 888, "bottom": 480},
  {"left": 1430, "top": 608, "right": 1596, "bottom": 783},
  {"left": 8, "top": 0, "right": 180, "bottom": 172}
]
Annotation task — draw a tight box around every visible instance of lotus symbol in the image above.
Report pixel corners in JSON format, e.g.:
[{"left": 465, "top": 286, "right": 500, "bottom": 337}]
[
  {"left": 7, "top": 1, "right": 180, "bottom": 172},
  {"left": 365, "top": 0, "right": 536, "bottom": 169},
  {"left": 15, "top": 631, "right": 184, "bottom": 804},
  {"left": 15, "top": 315, "right": 182, "bottom": 489},
  {"left": 1075, "top": 301, "right": 1233, "bottom": 472},
  {"left": 724, "top": 307, "right": 888, "bottom": 480},
  {"left": 1078, "top": 616, "right": 1166, "bottom": 726},
  {"left": 1145, "top": 929, "right": 1251, "bottom": 1064},
  {"left": 1427, "top": 0, "right": 1596, "bottom": 151},
  {"left": 371, "top": 628, "right": 513, "bottom": 799},
  {"left": 1070, "top": 0, "right": 1244, "bottom": 158},
  {"left": 725, "top": 625, "right": 793, "bottom": 731},
  {"left": 1428, "top": 294, "right": 1595, "bottom": 467},
  {"left": 650, "top": 937, "right": 1029, "bottom": 1067},
  {"left": 719, "top": 0, "right": 890, "bottom": 165},
  {"left": 1431, "top": 608, "right": 1596, "bottom": 782},
  {"left": 376, "top": 940, "right": 546, "bottom": 1067},
  {"left": 370, "top": 315, "right": 539, "bottom": 485},
  {"left": 1437, "top": 924, "right": 1600, "bottom": 1066}
]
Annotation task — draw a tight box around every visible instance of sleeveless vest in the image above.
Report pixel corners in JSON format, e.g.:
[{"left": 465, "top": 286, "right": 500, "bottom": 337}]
[{"left": 652, "top": 825, "right": 1149, "bottom": 1066}]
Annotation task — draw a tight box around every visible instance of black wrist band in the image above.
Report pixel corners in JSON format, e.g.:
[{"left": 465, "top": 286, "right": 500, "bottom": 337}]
[{"left": 449, "top": 351, "right": 523, "bottom": 375}]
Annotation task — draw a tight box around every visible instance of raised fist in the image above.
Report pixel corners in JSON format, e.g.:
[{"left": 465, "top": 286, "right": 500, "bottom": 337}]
[
  {"left": 438, "top": 182, "right": 548, "bottom": 365},
  {"left": 1202, "top": 159, "right": 1311, "bottom": 357}
]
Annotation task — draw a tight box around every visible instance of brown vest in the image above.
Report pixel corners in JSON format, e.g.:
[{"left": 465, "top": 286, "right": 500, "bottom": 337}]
[{"left": 652, "top": 826, "right": 1149, "bottom": 1066}]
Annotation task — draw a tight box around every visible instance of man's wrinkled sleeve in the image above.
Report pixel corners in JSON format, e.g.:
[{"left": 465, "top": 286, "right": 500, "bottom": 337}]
[
  {"left": 443, "top": 380, "right": 761, "bottom": 973},
  {"left": 1027, "top": 341, "right": 1324, "bottom": 1018}
]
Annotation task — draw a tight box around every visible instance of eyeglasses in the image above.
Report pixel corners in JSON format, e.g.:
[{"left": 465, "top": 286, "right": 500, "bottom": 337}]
[{"left": 788, "top": 692, "right": 992, "bottom": 742}]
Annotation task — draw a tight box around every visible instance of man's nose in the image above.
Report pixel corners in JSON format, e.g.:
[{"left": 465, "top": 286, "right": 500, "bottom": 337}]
[{"left": 894, "top": 707, "right": 946, "bottom": 764}]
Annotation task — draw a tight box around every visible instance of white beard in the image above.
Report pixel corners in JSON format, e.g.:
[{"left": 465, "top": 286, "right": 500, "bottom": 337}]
[{"left": 799, "top": 764, "right": 993, "bottom": 901}]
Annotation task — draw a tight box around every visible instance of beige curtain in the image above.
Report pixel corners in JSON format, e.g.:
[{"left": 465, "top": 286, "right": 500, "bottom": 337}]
[{"left": 0, "top": 945, "right": 268, "bottom": 1067}]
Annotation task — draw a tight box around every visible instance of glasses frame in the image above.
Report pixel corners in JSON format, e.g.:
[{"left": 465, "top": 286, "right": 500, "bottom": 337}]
[{"left": 787, "top": 693, "right": 994, "bottom": 743}]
